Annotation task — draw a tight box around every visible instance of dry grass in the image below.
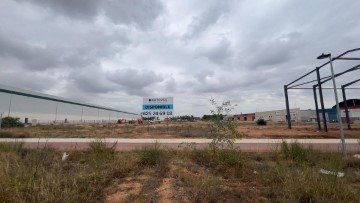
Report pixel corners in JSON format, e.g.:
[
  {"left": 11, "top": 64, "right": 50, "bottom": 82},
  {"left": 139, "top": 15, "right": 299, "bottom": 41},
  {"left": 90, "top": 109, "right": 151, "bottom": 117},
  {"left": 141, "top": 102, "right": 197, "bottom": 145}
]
[
  {"left": 1, "top": 121, "right": 360, "bottom": 139},
  {"left": 0, "top": 141, "right": 360, "bottom": 202}
]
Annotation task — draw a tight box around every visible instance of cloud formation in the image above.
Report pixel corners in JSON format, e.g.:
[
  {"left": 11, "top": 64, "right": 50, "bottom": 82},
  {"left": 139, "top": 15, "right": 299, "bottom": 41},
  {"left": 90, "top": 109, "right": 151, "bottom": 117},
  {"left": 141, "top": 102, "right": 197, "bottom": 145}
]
[{"left": 0, "top": 0, "right": 360, "bottom": 115}]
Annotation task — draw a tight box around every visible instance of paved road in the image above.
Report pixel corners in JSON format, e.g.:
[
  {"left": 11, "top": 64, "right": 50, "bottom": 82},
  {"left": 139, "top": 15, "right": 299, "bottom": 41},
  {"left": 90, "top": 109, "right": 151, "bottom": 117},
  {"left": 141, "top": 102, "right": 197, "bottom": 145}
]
[{"left": 1, "top": 138, "right": 359, "bottom": 152}]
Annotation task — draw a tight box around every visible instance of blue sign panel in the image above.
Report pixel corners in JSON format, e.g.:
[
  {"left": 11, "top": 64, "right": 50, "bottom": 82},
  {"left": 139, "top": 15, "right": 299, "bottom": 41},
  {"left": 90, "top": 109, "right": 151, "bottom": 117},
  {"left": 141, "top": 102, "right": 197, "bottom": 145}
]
[{"left": 142, "top": 104, "right": 173, "bottom": 110}]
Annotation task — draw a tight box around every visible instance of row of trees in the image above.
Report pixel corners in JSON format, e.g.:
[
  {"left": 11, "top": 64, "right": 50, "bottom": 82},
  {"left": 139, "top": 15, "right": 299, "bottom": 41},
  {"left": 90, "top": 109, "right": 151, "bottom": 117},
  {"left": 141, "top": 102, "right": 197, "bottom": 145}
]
[{"left": 0, "top": 117, "right": 24, "bottom": 128}]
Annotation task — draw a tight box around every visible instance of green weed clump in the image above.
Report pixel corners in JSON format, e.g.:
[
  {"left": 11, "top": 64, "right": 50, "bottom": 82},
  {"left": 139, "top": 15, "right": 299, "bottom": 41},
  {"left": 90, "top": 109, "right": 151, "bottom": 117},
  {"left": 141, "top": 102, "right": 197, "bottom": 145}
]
[
  {"left": 280, "top": 140, "right": 315, "bottom": 165},
  {"left": 189, "top": 149, "right": 243, "bottom": 178},
  {"left": 137, "top": 143, "right": 169, "bottom": 169}
]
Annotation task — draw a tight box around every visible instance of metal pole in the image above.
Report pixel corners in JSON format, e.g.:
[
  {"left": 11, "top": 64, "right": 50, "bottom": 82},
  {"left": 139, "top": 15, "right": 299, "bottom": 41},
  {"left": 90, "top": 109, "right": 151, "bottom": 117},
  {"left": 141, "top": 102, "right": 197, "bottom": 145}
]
[
  {"left": 97, "top": 109, "right": 99, "bottom": 123},
  {"left": 341, "top": 86, "right": 351, "bottom": 130},
  {"left": 8, "top": 94, "right": 12, "bottom": 117},
  {"left": 284, "top": 85, "right": 291, "bottom": 129},
  {"left": 54, "top": 102, "right": 58, "bottom": 123},
  {"left": 81, "top": 107, "right": 83, "bottom": 122},
  {"left": 329, "top": 56, "right": 346, "bottom": 157},
  {"left": 0, "top": 112, "right": 3, "bottom": 129},
  {"left": 316, "top": 67, "right": 328, "bottom": 132},
  {"left": 167, "top": 116, "right": 169, "bottom": 134},
  {"left": 313, "top": 86, "right": 321, "bottom": 130}
]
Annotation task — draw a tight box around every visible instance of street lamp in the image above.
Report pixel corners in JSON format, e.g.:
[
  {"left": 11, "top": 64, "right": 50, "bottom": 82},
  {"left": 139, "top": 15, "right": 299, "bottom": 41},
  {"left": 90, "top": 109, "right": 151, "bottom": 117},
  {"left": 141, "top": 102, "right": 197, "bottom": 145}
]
[{"left": 317, "top": 53, "right": 346, "bottom": 157}]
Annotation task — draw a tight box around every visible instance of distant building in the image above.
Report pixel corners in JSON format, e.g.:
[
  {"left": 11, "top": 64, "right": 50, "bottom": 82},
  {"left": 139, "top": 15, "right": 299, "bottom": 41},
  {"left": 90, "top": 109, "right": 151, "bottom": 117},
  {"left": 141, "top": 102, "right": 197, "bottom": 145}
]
[
  {"left": 318, "top": 99, "right": 360, "bottom": 123},
  {"left": 226, "top": 99, "right": 359, "bottom": 123},
  {"left": 233, "top": 113, "right": 256, "bottom": 121},
  {"left": 255, "top": 108, "right": 317, "bottom": 122}
]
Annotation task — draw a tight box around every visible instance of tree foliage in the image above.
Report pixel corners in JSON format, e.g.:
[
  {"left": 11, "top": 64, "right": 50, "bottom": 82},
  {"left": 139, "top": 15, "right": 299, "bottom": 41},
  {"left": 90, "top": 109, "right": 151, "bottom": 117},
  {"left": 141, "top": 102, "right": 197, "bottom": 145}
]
[
  {"left": 1, "top": 117, "right": 24, "bottom": 128},
  {"left": 201, "top": 114, "right": 224, "bottom": 121},
  {"left": 256, "top": 118, "right": 267, "bottom": 126}
]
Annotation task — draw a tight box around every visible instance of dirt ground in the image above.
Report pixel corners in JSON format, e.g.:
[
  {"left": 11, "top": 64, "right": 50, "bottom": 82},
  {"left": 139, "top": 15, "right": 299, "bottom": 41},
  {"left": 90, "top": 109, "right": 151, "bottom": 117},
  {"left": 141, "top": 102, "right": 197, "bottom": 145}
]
[
  {"left": 1, "top": 121, "right": 360, "bottom": 139},
  {"left": 236, "top": 121, "right": 360, "bottom": 138},
  {"left": 1, "top": 137, "right": 360, "bottom": 202},
  {"left": 104, "top": 153, "right": 268, "bottom": 203}
]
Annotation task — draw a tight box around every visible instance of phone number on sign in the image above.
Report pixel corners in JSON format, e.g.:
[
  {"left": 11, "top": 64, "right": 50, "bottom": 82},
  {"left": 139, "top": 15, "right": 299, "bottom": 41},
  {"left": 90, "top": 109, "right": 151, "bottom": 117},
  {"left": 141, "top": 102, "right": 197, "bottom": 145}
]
[{"left": 142, "top": 111, "right": 173, "bottom": 116}]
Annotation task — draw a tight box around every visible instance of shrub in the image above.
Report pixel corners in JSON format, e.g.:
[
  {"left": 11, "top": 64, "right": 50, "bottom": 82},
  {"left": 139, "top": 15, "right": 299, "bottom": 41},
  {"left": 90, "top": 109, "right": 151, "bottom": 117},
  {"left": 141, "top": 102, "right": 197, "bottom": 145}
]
[
  {"left": 208, "top": 98, "right": 243, "bottom": 152},
  {"left": 1, "top": 116, "right": 24, "bottom": 128},
  {"left": 183, "top": 173, "right": 220, "bottom": 202},
  {"left": 280, "top": 141, "right": 314, "bottom": 165},
  {"left": 218, "top": 150, "right": 242, "bottom": 167},
  {"left": 256, "top": 118, "right": 267, "bottom": 126},
  {"left": 138, "top": 142, "right": 164, "bottom": 167},
  {"left": 88, "top": 139, "right": 116, "bottom": 168}
]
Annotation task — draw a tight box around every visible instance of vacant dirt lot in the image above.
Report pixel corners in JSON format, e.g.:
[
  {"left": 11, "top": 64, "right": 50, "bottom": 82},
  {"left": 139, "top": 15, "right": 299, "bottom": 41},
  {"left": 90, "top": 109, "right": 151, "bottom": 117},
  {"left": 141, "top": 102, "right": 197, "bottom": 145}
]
[
  {"left": 0, "top": 121, "right": 359, "bottom": 139},
  {"left": 1, "top": 141, "right": 360, "bottom": 202}
]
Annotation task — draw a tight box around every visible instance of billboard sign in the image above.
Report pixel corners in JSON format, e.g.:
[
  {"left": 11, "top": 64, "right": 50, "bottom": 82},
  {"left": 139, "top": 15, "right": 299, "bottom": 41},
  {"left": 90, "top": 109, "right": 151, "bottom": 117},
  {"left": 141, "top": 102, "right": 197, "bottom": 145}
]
[{"left": 142, "top": 97, "right": 173, "bottom": 117}]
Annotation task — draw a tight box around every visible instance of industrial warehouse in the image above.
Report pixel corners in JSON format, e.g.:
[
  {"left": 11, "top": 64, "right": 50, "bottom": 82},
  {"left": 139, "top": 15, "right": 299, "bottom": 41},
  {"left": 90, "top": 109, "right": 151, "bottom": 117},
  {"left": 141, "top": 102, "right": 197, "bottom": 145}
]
[{"left": 227, "top": 98, "right": 360, "bottom": 124}]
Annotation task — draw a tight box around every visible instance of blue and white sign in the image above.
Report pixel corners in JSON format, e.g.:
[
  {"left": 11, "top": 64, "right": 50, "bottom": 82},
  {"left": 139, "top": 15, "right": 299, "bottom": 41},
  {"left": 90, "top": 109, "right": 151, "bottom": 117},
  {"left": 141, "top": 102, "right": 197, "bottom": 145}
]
[{"left": 142, "top": 97, "right": 173, "bottom": 117}]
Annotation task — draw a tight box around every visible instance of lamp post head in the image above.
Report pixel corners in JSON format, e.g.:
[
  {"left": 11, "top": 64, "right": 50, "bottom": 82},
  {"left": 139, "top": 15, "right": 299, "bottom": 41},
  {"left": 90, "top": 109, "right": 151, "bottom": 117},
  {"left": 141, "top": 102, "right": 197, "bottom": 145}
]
[{"left": 317, "top": 53, "right": 331, "bottom": 60}]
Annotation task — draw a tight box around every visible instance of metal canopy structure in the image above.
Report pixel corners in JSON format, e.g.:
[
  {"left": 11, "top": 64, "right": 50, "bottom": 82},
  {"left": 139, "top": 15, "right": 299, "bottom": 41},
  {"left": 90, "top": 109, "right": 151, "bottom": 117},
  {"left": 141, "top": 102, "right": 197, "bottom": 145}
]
[
  {"left": 284, "top": 48, "right": 360, "bottom": 131},
  {"left": 0, "top": 84, "right": 138, "bottom": 122}
]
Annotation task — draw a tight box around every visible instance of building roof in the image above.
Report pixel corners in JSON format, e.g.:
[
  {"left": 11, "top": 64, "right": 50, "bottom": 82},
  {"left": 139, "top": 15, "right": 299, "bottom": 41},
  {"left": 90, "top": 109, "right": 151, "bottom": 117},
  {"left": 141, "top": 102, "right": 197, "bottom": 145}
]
[{"left": 332, "top": 99, "right": 360, "bottom": 109}]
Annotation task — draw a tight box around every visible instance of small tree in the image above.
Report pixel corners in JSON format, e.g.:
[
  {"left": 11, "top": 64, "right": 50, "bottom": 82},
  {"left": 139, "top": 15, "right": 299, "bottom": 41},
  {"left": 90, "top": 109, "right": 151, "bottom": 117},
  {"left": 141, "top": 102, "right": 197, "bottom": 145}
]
[
  {"left": 1, "top": 116, "right": 24, "bottom": 128},
  {"left": 256, "top": 118, "right": 267, "bottom": 126},
  {"left": 208, "top": 98, "right": 242, "bottom": 152}
]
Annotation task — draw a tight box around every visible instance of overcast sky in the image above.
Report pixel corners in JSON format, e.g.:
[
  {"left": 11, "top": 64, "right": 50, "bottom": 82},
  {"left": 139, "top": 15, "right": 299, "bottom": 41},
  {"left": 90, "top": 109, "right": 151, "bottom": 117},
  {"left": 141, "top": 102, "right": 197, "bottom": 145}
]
[{"left": 0, "top": 0, "right": 359, "bottom": 116}]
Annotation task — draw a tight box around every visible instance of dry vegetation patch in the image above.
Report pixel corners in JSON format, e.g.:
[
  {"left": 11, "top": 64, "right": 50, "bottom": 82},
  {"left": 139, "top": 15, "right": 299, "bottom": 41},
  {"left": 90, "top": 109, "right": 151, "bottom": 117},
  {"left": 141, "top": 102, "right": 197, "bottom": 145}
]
[
  {"left": 1, "top": 121, "right": 360, "bottom": 139},
  {"left": 0, "top": 141, "right": 359, "bottom": 202}
]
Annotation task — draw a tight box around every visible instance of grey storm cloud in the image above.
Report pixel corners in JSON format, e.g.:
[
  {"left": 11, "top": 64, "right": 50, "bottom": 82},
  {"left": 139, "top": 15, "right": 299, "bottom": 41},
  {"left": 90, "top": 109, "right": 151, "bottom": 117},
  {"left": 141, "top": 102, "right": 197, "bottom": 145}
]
[
  {"left": 165, "top": 77, "right": 176, "bottom": 92},
  {"left": 194, "top": 70, "right": 214, "bottom": 83},
  {"left": 107, "top": 68, "right": 164, "bottom": 89},
  {"left": 1, "top": 0, "right": 360, "bottom": 116},
  {"left": 245, "top": 32, "right": 304, "bottom": 68},
  {"left": 15, "top": 0, "right": 163, "bottom": 29},
  {"left": 0, "top": 69, "right": 55, "bottom": 91},
  {"left": 0, "top": 32, "right": 59, "bottom": 70},
  {"left": 68, "top": 66, "right": 166, "bottom": 97},
  {"left": 196, "top": 38, "right": 232, "bottom": 65},
  {"left": 184, "top": 2, "right": 229, "bottom": 39},
  {"left": 0, "top": 29, "right": 130, "bottom": 70},
  {"left": 67, "top": 67, "right": 117, "bottom": 94}
]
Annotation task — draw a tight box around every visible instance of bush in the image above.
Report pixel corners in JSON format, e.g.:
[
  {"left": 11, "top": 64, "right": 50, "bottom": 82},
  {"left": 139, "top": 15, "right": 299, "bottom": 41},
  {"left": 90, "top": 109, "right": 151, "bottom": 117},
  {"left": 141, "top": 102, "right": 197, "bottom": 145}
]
[
  {"left": 88, "top": 139, "right": 116, "bottom": 168},
  {"left": 280, "top": 141, "right": 314, "bottom": 165},
  {"left": 218, "top": 150, "right": 243, "bottom": 167},
  {"left": 1, "top": 116, "right": 24, "bottom": 128},
  {"left": 256, "top": 118, "right": 267, "bottom": 126},
  {"left": 208, "top": 99, "right": 243, "bottom": 152},
  {"left": 138, "top": 142, "right": 164, "bottom": 167},
  {"left": 190, "top": 149, "right": 242, "bottom": 169}
]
